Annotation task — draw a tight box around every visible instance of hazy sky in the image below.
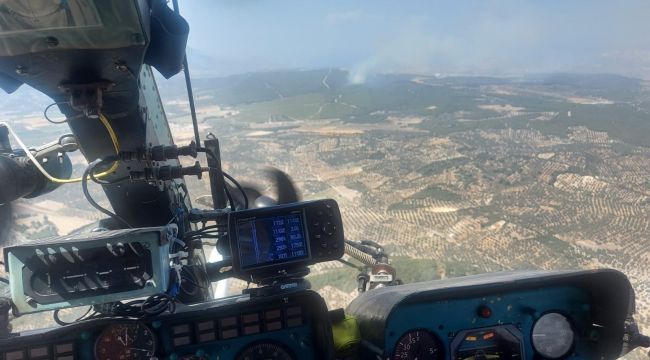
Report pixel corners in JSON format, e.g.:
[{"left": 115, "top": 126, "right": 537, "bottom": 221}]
[{"left": 179, "top": 0, "right": 650, "bottom": 79}]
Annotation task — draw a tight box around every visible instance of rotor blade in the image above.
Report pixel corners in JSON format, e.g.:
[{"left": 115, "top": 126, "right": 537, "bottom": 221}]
[
  {"left": 220, "top": 168, "right": 302, "bottom": 209},
  {"left": 226, "top": 182, "right": 263, "bottom": 210},
  {"left": 267, "top": 168, "right": 301, "bottom": 204}
]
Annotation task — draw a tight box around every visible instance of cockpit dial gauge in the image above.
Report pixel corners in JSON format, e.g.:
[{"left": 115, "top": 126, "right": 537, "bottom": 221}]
[
  {"left": 94, "top": 322, "right": 156, "bottom": 360},
  {"left": 236, "top": 342, "right": 294, "bottom": 360},
  {"left": 392, "top": 329, "right": 444, "bottom": 360},
  {"left": 532, "top": 312, "right": 575, "bottom": 358}
]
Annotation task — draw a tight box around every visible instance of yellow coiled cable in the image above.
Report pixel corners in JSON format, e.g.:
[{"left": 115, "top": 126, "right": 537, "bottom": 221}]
[{"left": 1, "top": 113, "right": 121, "bottom": 184}]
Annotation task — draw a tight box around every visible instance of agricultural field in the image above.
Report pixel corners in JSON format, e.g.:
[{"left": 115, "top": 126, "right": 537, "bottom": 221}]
[
  {"left": 2, "top": 69, "right": 650, "bottom": 357},
  {"left": 165, "top": 70, "right": 650, "bottom": 337}
]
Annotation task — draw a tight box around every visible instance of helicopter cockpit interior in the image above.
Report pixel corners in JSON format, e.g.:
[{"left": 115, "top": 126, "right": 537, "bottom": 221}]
[{"left": 0, "top": 1, "right": 648, "bottom": 359}]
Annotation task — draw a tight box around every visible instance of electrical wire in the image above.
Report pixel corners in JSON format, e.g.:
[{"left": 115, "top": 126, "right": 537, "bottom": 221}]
[
  {"left": 181, "top": 267, "right": 206, "bottom": 289},
  {"left": 0, "top": 114, "right": 120, "bottom": 183},
  {"left": 179, "top": 268, "right": 200, "bottom": 296},
  {"left": 183, "top": 231, "right": 226, "bottom": 243},
  {"left": 176, "top": 182, "right": 190, "bottom": 203},
  {"left": 223, "top": 171, "right": 249, "bottom": 209},
  {"left": 53, "top": 293, "right": 176, "bottom": 325},
  {"left": 183, "top": 232, "right": 225, "bottom": 242},
  {"left": 53, "top": 306, "right": 93, "bottom": 326},
  {"left": 185, "top": 226, "right": 227, "bottom": 235},
  {"left": 224, "top": 185, "right": 236, "bottom": 211},
  {"left": 82, "top": 159, "right": 132, "bottom": 228},
  {"left": 199, "top": 223, "right": 226, "bottom": 231},
  {"left": 90, "top": 176, "right": 130, "bottom": 185},
  {"left": 90, "top": 173, "right": 130, "bottom": 185},
  {"left": 188, "top": 234, "right": 222, "bottom": 239},
  {"left": 96, "top": 113, "right": 121, "bottom": 175},
  {"left": 199, "top": 165, "right": 249, "bottom": 210},
  {"left": 198, "top": 148, "right": 248, "bottom": 209},
  {"left": 140, "top": 293, "right": 176, "bottom": 316},
  {"left": 44, "top": 102, "right": 82, "bottom": 124},
  {"left": 199, "top": 227, "right": 227, "bottom": 234},
  {"left": 183, "top": 225, "right": 227, "bottom": 239}
]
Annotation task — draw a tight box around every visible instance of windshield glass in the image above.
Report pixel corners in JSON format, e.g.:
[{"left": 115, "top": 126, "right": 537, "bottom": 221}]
[{"left": 0, "top": 2, "right": 648, "bottom": 357}]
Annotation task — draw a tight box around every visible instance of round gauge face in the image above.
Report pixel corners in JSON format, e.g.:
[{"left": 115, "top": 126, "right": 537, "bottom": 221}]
[
  {"left": 94, "top": 322, "right": 157, "bottom": 360},
  {"left": 532, "top": 312, "right": 575, "bottom": 359},
  {"left": 393, "top": 329, "right": 444, "bottom": 360},
  {"left": 236, "top": 342, "right": 294, "bottom": 360}
]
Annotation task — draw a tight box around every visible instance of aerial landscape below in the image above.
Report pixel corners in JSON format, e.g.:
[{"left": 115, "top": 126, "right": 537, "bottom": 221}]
[{"left": 1, "top": 68, "right": 649, "bottom": 348}]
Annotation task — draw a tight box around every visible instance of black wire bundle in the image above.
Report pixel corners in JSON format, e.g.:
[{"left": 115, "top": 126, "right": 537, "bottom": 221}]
[
  {"left": 184, "top": 224, "right": 226, "bottom": 237},
  {"left": 183, "top": 223, "right": 228, "bottom": 245},
  {"left": 179, "top": 267, "right": 206, "bottom": 296},
  {"left": 82, "top": 158, "right": 132, "bottom": 228},
  {"left": 52, "top": 293, "right": 176, "bottom": 326},
  {"left": 182, "top": 224, "right": 228, "bottom": 287},
  {"left": 198, "top": 147, "right": 249, "bottom": 210},
  {"left": 53, "top": 306, "right": 94, "bottom": 326},
  {"left": 222, "top": 171, "right": 249, "bottom": 210}
]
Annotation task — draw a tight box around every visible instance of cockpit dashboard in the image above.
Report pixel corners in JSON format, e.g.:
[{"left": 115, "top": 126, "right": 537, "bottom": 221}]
[
  {"left": 0, "top": 269, "right": 636, "bottom": 360},
  {"left": 0, "top": 290, "right": 333, "bottom": 360},
  {"left": 347, "top": 269, "right": 633, "bottom": 360}
]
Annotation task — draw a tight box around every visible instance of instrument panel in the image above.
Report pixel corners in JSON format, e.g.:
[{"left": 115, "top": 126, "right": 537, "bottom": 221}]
[
  {"left": 0, "top": 290, "right": 333, "bottom": 360},
  {"left": 386, "top": 287, "right": 579, "bottom": 359},
  {"left": 347, "top": 269, "right": 633, "bottom": 360}
]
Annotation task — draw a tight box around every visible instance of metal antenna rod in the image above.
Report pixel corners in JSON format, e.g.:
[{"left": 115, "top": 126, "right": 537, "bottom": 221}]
[{"left": 171, "top": 0, "right": 201, "bottom": 148}]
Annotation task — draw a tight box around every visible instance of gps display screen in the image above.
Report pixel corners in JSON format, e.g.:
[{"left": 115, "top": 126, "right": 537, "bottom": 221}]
[{"left": 236, "top": 213, "right": 309, "bottom": 269}]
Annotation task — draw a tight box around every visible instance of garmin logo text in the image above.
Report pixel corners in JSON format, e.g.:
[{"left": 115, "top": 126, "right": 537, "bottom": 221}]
[
  {"left": 280, "top": 282, "right": 298, "bottom": 290},
  {"left": 370, "top": 274, "right": 393, "bottom": 282}
]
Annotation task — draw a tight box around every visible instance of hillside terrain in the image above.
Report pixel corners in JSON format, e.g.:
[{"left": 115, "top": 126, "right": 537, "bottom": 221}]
[
  {"left": 2, "top": 70, "right": 649, "bottom": 354},
  {"left": 164, "top": 69, "right": 650, "bottom": 336}
]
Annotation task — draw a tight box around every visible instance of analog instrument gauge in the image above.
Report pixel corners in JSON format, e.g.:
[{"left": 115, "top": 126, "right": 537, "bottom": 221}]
[
  {"left": 95, "top": 322, "right": 156, "bottom": 360},
  {"left": 392, "top": 329, "right": 444, "bottom": 360},
  {"left": 236, "top": 342, "right": 294, "bottom": 360},
  {"left": 532, "top": 312, "right": 575, "bottom": 358}
]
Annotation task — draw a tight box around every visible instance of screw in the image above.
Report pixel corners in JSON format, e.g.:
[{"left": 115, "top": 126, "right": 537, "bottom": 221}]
[
  {"left": 85, "top": 107, "right": 99, "bottom": 119},
  {"left": 131, "top": 33, "right": 143, "bottom": 44},
  {"left": 25, "top": 297, "right": 37, "bottom": 308},
  {"left": 45, "top": 36, "right": 59, "bottom": 47},
  {"left": 114, "top": 60, "right": 129, "bottom": 72}
]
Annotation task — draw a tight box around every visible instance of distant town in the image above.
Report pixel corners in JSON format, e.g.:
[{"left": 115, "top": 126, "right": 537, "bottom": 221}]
[{"left": 2, "top": 69, "right": 649, "bottom": 343}]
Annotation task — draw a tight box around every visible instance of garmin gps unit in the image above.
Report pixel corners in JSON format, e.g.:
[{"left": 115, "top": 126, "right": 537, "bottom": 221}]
[{"left": 228, "top": 199, "right": 345, "bottom": 281}]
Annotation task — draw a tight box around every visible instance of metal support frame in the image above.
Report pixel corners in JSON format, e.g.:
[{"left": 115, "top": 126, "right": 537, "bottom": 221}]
[{"left": 204, "top": 138, "right": 228, "bottom": 210}]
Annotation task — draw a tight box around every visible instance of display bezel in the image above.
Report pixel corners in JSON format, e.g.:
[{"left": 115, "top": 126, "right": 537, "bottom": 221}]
[{"left": 233, "top": 208, "right": 312, "bottom": 271}]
